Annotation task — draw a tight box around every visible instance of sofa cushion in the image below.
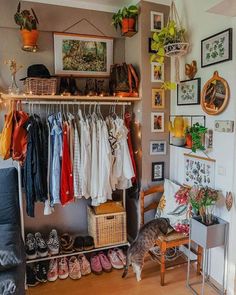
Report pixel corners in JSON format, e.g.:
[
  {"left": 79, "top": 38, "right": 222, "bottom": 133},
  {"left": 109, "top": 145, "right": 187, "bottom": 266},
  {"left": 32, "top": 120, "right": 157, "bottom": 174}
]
[
  {"left": 0, "top": 224, "right": 23, "bottom": 271},
  {"left": 0, "top": 264, "right": 25, "bottom": 295},
  {"left": 0, "top": 168, "right": 20, "bottom": 225}
]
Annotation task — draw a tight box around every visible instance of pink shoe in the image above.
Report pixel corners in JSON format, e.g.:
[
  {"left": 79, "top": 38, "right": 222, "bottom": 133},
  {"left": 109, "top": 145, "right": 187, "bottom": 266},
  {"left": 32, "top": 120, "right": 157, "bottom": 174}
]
[
  {"left": 90, "top": 255, "right": 103, "bottom": 275},
  {"left": 114, "top": 248, "right": 126, "bottom": 266},
  {"left": 58, "top": 257, "right": 69, "bottom": 279},
  {"left": 78, "top": 254, "right": 91, "bottom": 276},
  {"left": 69, "top": 256, "right": 81, "bottom": 280},
  {"left": 107, "top": 249, "right": 124, "bottom": 269},
  {"left": 98, "top": 252, "right": 112, "bottom": 273},
  {"left": 47, "top": 259, "right": 58, "bottom": 282}
]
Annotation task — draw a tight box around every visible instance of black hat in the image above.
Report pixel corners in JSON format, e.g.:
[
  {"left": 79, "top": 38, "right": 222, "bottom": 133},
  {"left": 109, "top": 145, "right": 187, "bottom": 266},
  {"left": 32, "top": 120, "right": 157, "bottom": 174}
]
[{"left": 20, "top": 64, "right": 51, "bottom": 81}]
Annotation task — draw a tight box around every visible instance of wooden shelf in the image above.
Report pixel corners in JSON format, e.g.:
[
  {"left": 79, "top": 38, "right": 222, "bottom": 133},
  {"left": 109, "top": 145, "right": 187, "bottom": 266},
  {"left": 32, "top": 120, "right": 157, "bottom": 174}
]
[
  {"left": 26, "top": 242, "right": 129, "bottom": 264},
  {"left": 0, "top": 93, "right": 141, "bottom": 102}
]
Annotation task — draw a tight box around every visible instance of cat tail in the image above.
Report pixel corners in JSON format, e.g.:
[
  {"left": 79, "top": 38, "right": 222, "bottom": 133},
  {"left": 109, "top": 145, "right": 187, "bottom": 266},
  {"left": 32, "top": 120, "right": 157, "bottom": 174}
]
[{"left": 122, "top": 249, "right": 130, "bottom": 278}]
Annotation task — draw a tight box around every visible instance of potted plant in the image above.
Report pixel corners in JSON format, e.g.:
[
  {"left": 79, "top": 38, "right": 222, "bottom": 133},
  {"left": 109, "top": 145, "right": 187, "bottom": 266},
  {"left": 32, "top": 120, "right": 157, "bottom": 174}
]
[
  {"left": 189, "top": 186, "right": 219, "bottom": 225},
  {"left": 189, "top": 186, "right": 228, "bottom": 249},
  {"left": 185, "top": 123, "right": 207, "bottom": 152},
  {"left": 14, "top": 2, "right": 39, "bottom": 52},
  {"left": 112, "top": 5, "right": 139, "bottom": 34}
]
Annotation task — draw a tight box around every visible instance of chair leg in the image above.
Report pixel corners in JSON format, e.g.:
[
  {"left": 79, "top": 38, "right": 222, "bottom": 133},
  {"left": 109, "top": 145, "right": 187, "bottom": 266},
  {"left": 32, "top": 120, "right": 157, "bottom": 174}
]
[
  {"left": 160, "top": 245, "right": 166, "bottom": 286},
  {"left": 197, "top": 245, "right": 203, "bottom": 275}
]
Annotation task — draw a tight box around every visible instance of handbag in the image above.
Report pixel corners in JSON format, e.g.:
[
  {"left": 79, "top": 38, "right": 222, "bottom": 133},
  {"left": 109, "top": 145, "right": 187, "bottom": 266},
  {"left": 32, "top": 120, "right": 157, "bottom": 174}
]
[
  {"left": 11, "top": 102, "right": 29, "bottom": 163},
  {"left": 0, "top": 102, "right": 15, "bottom": 160},
  {"left": 109, "top": 63, "right": 139, "bottom": 97}
]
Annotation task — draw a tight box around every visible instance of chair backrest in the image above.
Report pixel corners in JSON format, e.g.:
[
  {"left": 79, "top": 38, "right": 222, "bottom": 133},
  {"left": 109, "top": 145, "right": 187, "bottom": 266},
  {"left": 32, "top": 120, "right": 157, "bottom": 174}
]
[{"left": 140, "top": 184, "right": 164, "bottom": 226}]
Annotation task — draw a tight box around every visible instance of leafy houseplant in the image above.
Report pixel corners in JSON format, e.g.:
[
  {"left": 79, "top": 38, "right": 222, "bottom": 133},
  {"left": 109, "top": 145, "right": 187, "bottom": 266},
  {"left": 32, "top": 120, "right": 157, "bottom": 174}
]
[
  {"left": 14, "top": 2, "right": 39, "bottom": 51},
  {"left": 185, "top": 123, "right": 207, "bottom": 153},
  {"left": 150, "top": 20, "right": 186, "bottom": 64},
  {"left": 112, "top": 5, "right": 139, "bottom": 34},
  {"left": 189, "top": 186, "right": 219, "bottom": 225}
]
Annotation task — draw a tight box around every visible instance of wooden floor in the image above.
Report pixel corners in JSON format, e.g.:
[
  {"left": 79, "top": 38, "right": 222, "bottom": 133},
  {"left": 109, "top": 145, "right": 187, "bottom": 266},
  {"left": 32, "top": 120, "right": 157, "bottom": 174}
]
[{"left": 27, "top": 260, "right": 217, "bottom": 295}]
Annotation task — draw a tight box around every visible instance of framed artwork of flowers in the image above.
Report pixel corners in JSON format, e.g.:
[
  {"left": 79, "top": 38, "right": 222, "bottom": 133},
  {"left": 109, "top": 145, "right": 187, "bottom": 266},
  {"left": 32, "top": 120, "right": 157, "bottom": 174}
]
[
  {"left": 201, "top": 28, "right": 232, "bottom": 68},
  {"left": 184, "top": 154, "right": 216, "bottom": 188},
  {"left": 177, "top": 78, "right": 201, "bottom": 106}
]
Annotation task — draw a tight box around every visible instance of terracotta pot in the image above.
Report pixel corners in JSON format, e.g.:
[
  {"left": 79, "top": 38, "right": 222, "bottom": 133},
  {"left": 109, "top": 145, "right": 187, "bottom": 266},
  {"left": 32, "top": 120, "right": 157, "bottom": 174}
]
[
  {"left": 128, "top": 18, "right": 135, "bottom": 31},
  {"left": 185, "top": 134, "right": 192, "bottom": 148},
  {"left": 122, "top": 18, "right": 136, "bottom": 33},
  {"left": 20, "top": 29, "right": 39, "bottom": 47}
]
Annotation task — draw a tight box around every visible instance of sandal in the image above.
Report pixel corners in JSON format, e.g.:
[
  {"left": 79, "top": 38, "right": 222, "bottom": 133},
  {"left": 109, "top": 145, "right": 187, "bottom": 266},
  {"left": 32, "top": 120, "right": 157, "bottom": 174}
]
[{"left": 60, "top": 233, "right": 74, "bottom": 254}]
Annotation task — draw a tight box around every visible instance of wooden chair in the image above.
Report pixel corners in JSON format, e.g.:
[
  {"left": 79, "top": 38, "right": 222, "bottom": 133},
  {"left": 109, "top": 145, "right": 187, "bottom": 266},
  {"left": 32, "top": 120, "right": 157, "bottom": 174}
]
[{"left": 140, "top": 184, "right": 202, "bottom": 286}]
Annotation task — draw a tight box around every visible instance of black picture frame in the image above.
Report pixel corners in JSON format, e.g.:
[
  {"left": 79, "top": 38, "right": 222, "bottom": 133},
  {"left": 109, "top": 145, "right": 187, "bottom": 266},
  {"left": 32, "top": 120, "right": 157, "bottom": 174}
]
[
  {"left": 152, "top": 162, "right": 164, "bottom": 182},
  {"left": 201, "top": 28, "right": 233, "bottom": 68},
  {"left": 148, "top": 38, "right": 156, "bottom": 53},
  {"left": 177, "top": 78, "right": 201, "bottom": 106}
]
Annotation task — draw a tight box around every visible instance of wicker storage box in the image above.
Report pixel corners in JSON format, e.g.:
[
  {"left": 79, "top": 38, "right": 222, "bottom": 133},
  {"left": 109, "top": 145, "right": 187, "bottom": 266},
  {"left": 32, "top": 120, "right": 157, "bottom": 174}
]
[
  {"left": 25, "top": 78, "right": 57, "bottom": 95},
  {"left": 87, "top": 206, "right": 127, "bottom": 248}
]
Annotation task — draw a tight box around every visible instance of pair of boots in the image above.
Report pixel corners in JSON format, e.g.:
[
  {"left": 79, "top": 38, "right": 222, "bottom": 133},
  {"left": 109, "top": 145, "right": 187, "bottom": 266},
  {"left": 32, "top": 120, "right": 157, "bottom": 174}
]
[{"left": 59, "top": 77, "right": 80, "bottom": 96}]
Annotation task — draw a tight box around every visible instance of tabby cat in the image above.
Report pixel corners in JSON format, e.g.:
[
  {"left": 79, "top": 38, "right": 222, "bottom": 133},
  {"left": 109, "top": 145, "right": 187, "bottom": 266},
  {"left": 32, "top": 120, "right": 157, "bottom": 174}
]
[{"left": 122, "top": 218, "right": 170, "bottom": 282}]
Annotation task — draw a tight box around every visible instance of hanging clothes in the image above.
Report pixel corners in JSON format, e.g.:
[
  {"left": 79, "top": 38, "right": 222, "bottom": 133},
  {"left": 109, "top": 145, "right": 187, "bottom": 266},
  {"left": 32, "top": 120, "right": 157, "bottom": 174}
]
[{"left": 61, "top": 121, "right": 74, "bottom": 205}]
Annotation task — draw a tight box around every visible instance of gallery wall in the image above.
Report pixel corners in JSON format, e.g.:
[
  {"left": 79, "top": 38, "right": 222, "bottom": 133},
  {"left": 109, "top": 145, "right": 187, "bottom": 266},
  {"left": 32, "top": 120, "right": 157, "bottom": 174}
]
[{"left": 170, "top": 0, "right": 236, "bottom": 293}]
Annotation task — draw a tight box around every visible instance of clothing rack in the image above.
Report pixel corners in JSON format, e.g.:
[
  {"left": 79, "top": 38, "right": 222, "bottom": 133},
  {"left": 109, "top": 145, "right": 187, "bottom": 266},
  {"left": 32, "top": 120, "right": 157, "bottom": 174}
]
[{"left": 16, "top": 99, "right": 131, "bottom": 263}]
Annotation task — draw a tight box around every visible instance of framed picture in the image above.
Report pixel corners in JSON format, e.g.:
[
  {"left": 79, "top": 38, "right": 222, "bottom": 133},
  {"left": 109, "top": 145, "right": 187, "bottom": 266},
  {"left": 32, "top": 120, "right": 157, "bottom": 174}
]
[
  {"left": 184, "top": 154, "right": 216, "bottom": 188},
  {"left": 150, "top": 141, "right": 167, "bottom": 155},
  {"left": 177, "top": 78, "right": 201, "bottom": 106},
  {"left": 54, "top": 32, "right": 114, "bottom": 77},
  {"left": 201, "top": 28, "right": 232, "bottom": 68},
  {"left": 151, "top": 112, "right": 164, "bottom": 132},
  {"left": 151, "top": 11, "right": 164, "bottom": 32},
  {"left": 151, "top": 62, "right": 164, "bottom": 82},
  {"left": 152, "top": 88, "right": 165, "bottom": 109},
  {"left": 152, "top": 162, "right": 164, "bottom": 181},
  {"left": 149, "top": 38, "right": 156, "bottom": 53}
]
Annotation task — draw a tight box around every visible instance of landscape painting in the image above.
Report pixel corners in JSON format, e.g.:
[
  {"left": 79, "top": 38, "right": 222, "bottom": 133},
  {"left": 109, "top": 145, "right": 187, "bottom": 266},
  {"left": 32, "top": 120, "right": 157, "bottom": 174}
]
[{"left": 54, "top": 33, "right": 113, "bottom": 77}]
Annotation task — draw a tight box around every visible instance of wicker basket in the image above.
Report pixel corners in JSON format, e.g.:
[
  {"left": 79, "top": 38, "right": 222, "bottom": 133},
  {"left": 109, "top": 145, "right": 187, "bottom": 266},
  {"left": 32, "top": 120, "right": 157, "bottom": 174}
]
[
  {"left": 25, "top": 78, "right": 57, "bottom": 95},
  {"left": 87, "top": 206, "right": 127, "bottom": 248}
]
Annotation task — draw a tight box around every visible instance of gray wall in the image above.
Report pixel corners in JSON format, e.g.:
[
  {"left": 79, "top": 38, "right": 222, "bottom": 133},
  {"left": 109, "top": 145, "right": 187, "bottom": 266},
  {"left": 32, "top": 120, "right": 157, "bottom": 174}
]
[{"left": 125, "top": 1, "right": 170, "bottom": 235}]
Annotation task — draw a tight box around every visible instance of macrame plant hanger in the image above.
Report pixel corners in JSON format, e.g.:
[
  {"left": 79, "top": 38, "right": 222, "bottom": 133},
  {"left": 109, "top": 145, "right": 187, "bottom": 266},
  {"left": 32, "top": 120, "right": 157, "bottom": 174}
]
[{"left": 164, "top": 1, "right": 189, "bottom": 83}]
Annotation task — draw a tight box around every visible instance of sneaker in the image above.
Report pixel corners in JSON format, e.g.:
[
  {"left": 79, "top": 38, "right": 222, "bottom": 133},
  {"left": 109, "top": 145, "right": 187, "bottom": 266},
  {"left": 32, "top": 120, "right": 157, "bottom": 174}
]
[
  {"left": 73, "top": 236, "right": 84, "bottom": 252},
  {"left": 107, "top": 249, "right": 124, "bottom": 269},
  {"left": 90, "top": 255, "right": 102, "bottom": 275},
  {"left": 47, "top": 229, "right": 60, "bottom": 255},
  {"left": 68, "top": 256, "right": 81, "bottom": 280},
  {"left": 58, "top": 257, "right": 69, "bottom": 279},
  {"left": 84, "top": 236, "right": 94, "bottom": 250},
  {"left": 98, "top": 252, "right": 112, "bottom": 273},
  {"left": 35, "top": 262, "right": 48, "bottom": 283},
  {"left": 60, "top": 233, "right": 74, "bottom": 254},
  {"left": 26, "top": 265, "right": 40, "bottom": 287},
  {"left": 78, "top": 254, "right": 91, "bottom": 276},
  {"left": 25, "top": 233, "right": 37, "bottom": 260},
  {"left": 47, "top": 259, "right": 58, "bottom": 282},
  {"left": 114, "top": 248, "right": 126, "bottom": 265},
  {"left": 35, "top": 232, "right": 48, "bottom": 257}
]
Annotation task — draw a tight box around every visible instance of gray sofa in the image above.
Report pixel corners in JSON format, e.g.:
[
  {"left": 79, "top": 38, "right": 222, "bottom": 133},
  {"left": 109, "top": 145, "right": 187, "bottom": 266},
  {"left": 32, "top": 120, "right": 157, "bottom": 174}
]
[{"left": 0, "top": 168, "right": 25, "bottom": 295}]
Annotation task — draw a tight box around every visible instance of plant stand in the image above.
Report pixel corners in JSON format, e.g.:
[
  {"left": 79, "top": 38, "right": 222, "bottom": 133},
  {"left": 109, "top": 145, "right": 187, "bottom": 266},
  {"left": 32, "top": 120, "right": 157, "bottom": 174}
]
[{"left": 187, "top": 216, "right": 229, "bottom": 295}]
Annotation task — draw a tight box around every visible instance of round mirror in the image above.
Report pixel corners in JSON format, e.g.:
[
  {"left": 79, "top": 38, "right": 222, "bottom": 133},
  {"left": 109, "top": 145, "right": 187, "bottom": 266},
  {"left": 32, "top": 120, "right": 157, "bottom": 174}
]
[{"left": 201, "top": 71, "right": 230, "bottom": 115}]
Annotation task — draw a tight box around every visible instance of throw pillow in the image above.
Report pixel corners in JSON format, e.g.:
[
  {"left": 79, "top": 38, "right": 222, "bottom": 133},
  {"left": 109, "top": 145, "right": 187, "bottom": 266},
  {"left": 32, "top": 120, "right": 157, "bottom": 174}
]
[
  {"left": 155, "top": 179, "right": 190, "bottom": 234},
  {"left": 0, "top": 224, "right": 23, "bottom": 271}
]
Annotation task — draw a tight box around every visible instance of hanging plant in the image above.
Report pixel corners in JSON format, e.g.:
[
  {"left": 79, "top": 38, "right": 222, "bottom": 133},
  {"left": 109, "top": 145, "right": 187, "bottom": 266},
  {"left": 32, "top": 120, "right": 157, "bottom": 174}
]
[
  {"left": 150, "top": 1, "right": 189, "bottom": 83},
  {"left": 14, "top": 2, "right": 39, "bottom": 52},
  {"left": 112, "top": 5, "right": 139, "bottom": 34}
]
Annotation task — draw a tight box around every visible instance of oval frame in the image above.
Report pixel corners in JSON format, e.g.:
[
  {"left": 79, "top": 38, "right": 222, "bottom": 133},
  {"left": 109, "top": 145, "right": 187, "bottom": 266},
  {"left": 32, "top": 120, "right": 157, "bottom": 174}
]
[{"left": 201, "top": 71, "right": 230, "bottom": 115}]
